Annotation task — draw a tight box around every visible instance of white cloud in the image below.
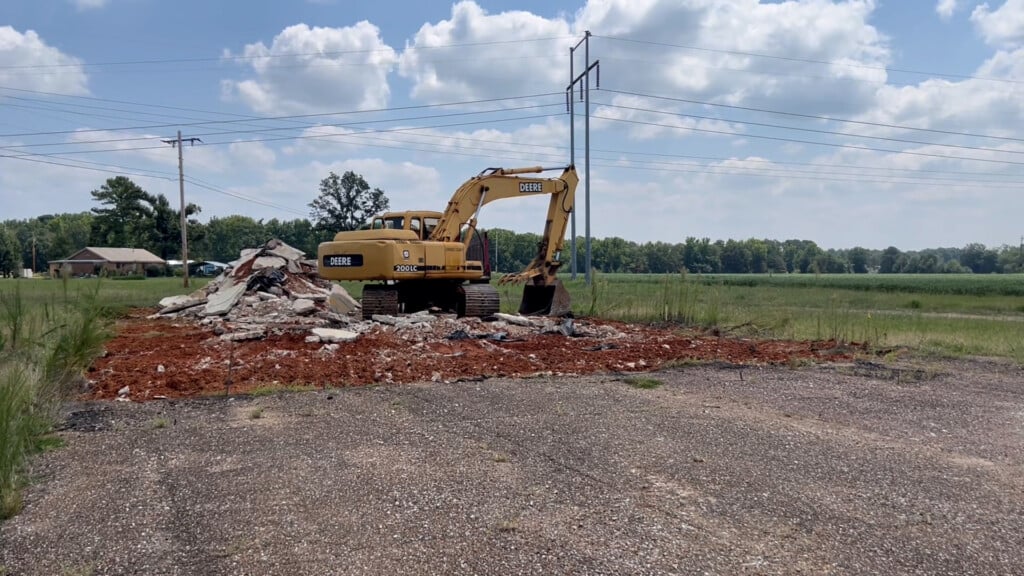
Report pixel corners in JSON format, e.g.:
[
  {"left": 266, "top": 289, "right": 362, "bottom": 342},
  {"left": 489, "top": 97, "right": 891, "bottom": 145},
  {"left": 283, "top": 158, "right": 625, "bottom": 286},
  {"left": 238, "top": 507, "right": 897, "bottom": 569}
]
[
  {"left": 397, "top": 1, "right": 572, "bottom": 103},
  {"left": 0, "top": 27, "right": 89, "bottom": 94},
  {"left": 69, "top": 0, "right": 108, "bottom": 10},
  {"left": 222, "top": 22, "right": 398, "bottom": 114},
  {"left": 936, "top": 0, "right": 960, "bottom": 20},
  {"left": 971, "top": 0, "right": 1024, "bottom": 47},
  {"left": 855, "top": 47, "right": 1024, "bottom": 142},
  {"left": 396, "top": 0, "right": 889, "bottom": 119}
]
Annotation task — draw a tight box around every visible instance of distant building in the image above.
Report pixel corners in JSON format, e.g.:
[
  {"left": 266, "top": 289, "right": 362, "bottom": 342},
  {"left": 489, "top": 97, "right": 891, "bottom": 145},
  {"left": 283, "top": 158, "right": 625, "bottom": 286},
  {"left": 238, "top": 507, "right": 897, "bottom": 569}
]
[{"left": 48, "top": 247, "right": 166, "bottom": 277}]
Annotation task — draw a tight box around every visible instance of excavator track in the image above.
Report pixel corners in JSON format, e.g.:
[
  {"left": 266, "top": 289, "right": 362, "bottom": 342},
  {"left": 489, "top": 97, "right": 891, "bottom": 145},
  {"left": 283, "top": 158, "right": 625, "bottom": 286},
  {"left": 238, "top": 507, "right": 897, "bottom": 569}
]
[
  {"left": 459, "top": 283, "right": 500, "bottom": 318},
  {"left": 361, "top": 285, "right": 399, "bottom": 320}
]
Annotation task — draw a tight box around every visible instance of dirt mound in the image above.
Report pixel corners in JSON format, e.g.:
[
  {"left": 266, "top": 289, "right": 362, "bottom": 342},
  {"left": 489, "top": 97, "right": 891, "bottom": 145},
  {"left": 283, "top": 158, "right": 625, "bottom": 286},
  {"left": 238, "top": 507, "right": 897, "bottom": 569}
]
[{"left": 87, "top": 309, "right": 861, "bottom": 401}]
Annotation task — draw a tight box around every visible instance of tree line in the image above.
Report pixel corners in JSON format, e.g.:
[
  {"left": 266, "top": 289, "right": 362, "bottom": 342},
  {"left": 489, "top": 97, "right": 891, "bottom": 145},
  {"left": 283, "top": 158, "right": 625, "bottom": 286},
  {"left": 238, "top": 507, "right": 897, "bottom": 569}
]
[{"left": 1, "top": 174, "right": 1022, "bottom": 276}]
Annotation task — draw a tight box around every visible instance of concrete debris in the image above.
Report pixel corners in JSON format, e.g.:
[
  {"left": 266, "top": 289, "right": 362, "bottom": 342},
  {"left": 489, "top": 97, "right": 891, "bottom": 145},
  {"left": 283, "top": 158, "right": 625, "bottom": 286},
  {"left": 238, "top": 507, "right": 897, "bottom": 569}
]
[
  {"left": 253, "top": 256, "right": 287, "bottom": 270},
  {"left": 201, "top": 282, "right": 247, "bottom": 317},
  {"left": 117, "top": 385, "right": 130, "bottom": 397},
  {"left": 371, "top": 314, "right": 399, "bottom": 325},
  {"left": 219, "top": 329, "right": 266, "bottom": 342},
  {"left": 310, "top": 328, "right": 360, "bottom": 343},
  {"left": 327, "top": 284, "right": 359, "bottom": 314},
  {"left": 158, "top": 295, "right": 197, "bottom": 309},
  {"left": 153, "top": 238, "right": 625, "bottom": 348},
  {"left": 494, "top": 313, "right": 537, "bottom": 327}
]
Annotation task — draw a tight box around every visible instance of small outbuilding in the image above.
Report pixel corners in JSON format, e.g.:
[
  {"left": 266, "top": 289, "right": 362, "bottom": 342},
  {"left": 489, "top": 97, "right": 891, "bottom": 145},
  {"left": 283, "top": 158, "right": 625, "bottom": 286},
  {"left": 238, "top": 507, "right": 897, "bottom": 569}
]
[{"left": 48, "top": 247, "right": 166, "bottom": 277}]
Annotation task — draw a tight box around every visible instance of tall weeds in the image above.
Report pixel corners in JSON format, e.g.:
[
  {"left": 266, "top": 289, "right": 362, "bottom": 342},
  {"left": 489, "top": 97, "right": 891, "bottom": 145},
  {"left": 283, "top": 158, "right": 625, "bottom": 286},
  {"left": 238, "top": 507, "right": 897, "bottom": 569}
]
[{"left": 0, "top": 280, "right": 110, "bottom": 519}]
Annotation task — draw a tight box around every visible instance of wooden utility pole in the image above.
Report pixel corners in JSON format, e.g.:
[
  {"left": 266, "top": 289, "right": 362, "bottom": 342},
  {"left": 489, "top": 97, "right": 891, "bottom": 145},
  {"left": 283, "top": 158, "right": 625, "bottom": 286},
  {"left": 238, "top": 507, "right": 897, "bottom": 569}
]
[{"left": 162, "top": 131, "right": 202, "bottom": 287}]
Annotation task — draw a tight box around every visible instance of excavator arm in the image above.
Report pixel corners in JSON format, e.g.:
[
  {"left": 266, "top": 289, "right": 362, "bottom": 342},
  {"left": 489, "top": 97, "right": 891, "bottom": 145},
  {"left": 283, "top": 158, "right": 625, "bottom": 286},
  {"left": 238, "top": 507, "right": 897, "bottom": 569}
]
[
  {"left": 428, "top": 164, "right": 579, "bottom": 316},
  {"left": 430, "top": 165, "right": 578, "bottom": 283}
]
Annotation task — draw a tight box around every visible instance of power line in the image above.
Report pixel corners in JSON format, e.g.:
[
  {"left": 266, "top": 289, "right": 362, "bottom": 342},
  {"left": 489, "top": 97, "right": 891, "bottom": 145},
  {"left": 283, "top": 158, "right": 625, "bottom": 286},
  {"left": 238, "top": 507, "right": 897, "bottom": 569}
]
[
  {"left": 0, "top": 36, "right": 574, "bottom": 70},
  {"left": 595, "top": 34, "right": 1024, "bottom": 85},
  {"left": 594, "top": 101, "right": 1024, "bottom": 157},
  {"left": 0, "top": 103, "right": 564, "bottom": 150},
  {"left": 601, "top": 88, "right": 1024, "bottom": 144},
  {"left": 593, "top": 115, "right": 1024, "bottom": 167},
  {"left": 0, "top": 112, "right": 565, "bottom": 159},
  {"left": 0, "top": 93, "right": 563, "bottom": 139}
]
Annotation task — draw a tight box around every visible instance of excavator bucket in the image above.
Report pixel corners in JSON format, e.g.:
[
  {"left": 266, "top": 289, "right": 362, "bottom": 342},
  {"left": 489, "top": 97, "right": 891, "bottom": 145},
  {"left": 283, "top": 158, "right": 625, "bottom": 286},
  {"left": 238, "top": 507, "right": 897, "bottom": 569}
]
[{"left": 519, "top": 280, "right": 572, "bottom": 317}]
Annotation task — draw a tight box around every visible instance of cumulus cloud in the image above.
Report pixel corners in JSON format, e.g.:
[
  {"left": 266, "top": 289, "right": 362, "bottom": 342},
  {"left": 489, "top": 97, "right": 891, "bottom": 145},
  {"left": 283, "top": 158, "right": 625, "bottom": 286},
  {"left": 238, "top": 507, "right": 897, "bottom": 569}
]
[
  {"left": 854, "top": 46, "right": 1024, "bottom": 145},
  {"left": 397, "top": 1, "right": 572, "bottom": 103},
  {"left": 222, "top": 21, "right": 398, "bottom": 114},
  {"left": 0, "top": 27, "right": 89, "bottom": 94},
  {"left": 971, "top": 0, "right": 1024, "bottom": 47},
  {"left": 936, "top": 0, "right": 960, "bottom": 20},
  {"left": 396, "top": 0, "right": 889, "bottom": 120}
]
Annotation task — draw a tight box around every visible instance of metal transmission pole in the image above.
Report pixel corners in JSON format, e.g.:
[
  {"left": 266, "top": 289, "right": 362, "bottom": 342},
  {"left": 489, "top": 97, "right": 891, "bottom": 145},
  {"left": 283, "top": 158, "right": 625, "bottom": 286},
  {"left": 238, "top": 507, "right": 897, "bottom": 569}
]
[
  {"left": 567, "top": 31, "right": 599, "bottom": 284},
  {"left": 161, "top": 130, "right": 202, "bottom": 288}
]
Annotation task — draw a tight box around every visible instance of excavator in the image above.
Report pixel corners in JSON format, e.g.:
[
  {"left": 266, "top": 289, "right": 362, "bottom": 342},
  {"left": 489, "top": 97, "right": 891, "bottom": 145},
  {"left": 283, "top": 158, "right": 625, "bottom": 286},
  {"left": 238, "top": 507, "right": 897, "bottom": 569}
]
[{"left": 316, "top": 164, "right": 579, "bottom": 320}]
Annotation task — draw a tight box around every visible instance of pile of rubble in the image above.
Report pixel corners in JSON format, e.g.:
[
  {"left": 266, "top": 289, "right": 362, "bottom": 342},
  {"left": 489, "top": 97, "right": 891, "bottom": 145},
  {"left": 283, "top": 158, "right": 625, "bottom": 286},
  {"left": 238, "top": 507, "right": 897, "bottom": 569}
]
[
  {"left": 155, "top": 239, "right": 362, "bottom": 343},
  {"left": 154, "top": 238, "right": 626, "bottom": 345}
]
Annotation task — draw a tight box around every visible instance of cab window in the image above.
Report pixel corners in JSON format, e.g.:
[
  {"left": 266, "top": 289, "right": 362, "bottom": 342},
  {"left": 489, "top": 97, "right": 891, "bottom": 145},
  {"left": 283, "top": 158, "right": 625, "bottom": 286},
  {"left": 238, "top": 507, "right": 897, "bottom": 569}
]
[
  {"left": 424, "top": 217, "right": 439, "bottom": 238},
  {"left": 385, "top": 216, "right": 404, "bottom": 229},
  {"left": 409, "top": 217, "right": 421, "bottom": 237}
]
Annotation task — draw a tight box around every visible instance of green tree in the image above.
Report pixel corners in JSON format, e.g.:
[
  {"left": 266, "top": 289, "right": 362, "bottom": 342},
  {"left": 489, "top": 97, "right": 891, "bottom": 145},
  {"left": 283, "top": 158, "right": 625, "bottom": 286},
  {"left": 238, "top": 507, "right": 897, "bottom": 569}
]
[
  {"left": 719, "top": 240, "right": 752, "bottom": 273},
  {"left": 960, "top": 243, "right": 1000, "bottom": 273},
  {"left": 848, "top": 247, "right": 870, "bottom": 273},
  {"left": 309, "top": 171, "right": 389, "bottom": 237},
  {"left": 0, "top": 228, "right": 22, "bottom": 277},
  {"left": 145, "top": 193, "right": 202, "bottom": 260},
  {"left": 89, "top": 176, "right": 153, "bottom": 247},
  {"left": 879, "top": 246, "right": 901, "bottom": 274}
]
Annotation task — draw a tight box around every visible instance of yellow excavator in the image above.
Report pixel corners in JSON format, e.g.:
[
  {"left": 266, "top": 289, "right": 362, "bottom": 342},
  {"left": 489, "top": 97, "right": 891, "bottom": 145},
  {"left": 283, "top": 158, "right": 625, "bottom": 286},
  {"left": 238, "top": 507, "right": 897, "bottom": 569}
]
[{"left": 316, "top": 165, "right": 578, "bottom": 320}]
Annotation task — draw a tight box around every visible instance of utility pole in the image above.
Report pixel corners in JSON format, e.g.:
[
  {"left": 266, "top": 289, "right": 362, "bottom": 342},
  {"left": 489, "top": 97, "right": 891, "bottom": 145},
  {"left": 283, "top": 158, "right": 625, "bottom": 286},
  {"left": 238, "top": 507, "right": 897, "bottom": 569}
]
[
  {"left": 161, "top": 130, "right": 201, "bottom": 288},
  {"left": 567, "top": 31, "right": 599, "bottom": 284},
  {"left": 31, "top": 234, "right": 36, "bottom": 273},
  {"left": 568, "top": 40, "right": 577, "bottom": 280}
]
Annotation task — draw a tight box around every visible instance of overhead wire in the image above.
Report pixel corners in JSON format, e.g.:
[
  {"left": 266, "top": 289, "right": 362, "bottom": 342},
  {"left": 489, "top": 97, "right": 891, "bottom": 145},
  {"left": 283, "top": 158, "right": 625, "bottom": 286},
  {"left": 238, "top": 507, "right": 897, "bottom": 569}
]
[{"left": 594, "top": 34, "right": 1024, "bottom": 85}]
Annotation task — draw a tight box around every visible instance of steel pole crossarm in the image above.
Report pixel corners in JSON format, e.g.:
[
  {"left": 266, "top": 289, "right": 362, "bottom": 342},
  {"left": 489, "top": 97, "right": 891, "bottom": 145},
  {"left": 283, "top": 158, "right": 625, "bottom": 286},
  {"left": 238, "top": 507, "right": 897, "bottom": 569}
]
[{"left": 570, "top": 60, "right": 600, "bottom": 91}]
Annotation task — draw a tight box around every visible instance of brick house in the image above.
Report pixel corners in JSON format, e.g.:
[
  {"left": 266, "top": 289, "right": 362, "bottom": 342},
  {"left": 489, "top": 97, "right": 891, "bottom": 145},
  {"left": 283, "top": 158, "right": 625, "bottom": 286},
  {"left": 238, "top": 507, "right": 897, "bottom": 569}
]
[{"left": 48, "top": 247, "right": 166, "bottom": 277}]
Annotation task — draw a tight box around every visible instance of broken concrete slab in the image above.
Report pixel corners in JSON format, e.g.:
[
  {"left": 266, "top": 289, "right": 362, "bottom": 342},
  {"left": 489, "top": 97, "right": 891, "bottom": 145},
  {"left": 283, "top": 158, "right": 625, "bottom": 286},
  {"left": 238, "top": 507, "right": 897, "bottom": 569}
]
[
  {"left": 158, "top": 295, "right": 195, "bottom": 309},
  {"left": 201, "top": 283, "right": 247, "bottom": 317},
  {"left": 266, "top": 240, "right": 306, "bottom": 262},
  {"left": 327, "top": 284, "right": 360, "bottom": 314},
  {"left": 219, "top": 329, "right": 266, "bottom": 342},
  {"left": 292, "top": 299, "right": 317, "bottom": 315},
  {"left": 371, "top": 314, "right": 399, "bottom": 325},
  {"left": 253, "top": 256, "right": 287, "bottom": 270},
  {"left": 310, "top": 328, "right": 360, "bottom": 343},
  {"left": 494, "top": 313, "right": 537, "bottom": 327},
  {"left": 257, "top": 292, "right": 279, "bottom": 301},
  {"left": 158, "top": 297, "right": 207, "bottom": 315},
  {"left": 290, "top": 293, "right": 327, "bottom": 302}
]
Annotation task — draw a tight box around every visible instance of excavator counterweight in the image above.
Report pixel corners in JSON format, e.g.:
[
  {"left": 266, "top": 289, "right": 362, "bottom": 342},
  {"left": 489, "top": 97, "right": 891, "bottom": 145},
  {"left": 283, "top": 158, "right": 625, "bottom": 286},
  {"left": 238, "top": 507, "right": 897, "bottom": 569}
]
[{"left": 317, "top": 164, "right": 578, "bottom": 320}]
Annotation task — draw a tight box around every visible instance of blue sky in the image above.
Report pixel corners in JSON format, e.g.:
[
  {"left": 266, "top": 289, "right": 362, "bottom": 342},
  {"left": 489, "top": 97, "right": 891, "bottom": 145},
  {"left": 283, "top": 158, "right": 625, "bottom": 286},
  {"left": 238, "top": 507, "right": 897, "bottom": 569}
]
[{"left": 2, "top": 0, "right": 1024, "bottom": 251}]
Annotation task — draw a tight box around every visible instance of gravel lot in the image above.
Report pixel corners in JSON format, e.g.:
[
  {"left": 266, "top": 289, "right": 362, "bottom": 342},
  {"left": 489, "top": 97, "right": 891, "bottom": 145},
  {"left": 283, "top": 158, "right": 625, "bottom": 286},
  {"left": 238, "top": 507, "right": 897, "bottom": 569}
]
[{"left": 2, "top": 358, "right": 1023, "bottom": 575}]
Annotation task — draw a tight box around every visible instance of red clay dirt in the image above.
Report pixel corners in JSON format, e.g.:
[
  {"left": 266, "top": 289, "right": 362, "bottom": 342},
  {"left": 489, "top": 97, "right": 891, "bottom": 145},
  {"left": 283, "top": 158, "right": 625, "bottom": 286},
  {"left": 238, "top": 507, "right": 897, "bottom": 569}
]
[{"left": 86, "top": 308, "right": 864, "bottom": 401}]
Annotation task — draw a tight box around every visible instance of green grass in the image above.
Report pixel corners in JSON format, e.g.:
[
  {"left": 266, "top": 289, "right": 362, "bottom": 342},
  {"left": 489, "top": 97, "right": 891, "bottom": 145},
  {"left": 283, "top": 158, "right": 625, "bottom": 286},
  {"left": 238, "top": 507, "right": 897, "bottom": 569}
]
[
  {"left": 0, "top": 277, "right": 188, "bottom": 520},
  {"left": 339, "top": 272, "right": 1024, "bottom": 362}
]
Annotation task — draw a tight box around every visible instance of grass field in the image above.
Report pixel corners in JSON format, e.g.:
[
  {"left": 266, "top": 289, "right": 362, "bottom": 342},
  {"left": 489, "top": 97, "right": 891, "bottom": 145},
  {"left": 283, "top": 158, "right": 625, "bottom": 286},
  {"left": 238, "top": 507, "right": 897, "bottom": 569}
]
[{"left": 541, "top": 272, "right": 1024, "bottom": 362}]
